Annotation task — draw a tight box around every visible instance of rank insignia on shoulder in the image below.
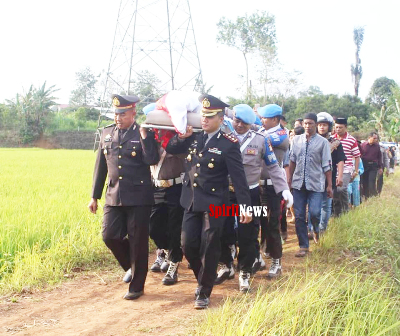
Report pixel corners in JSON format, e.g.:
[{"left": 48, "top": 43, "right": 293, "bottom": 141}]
[{"left": 223, "top": 133, "right": 238, "bottom": 143}]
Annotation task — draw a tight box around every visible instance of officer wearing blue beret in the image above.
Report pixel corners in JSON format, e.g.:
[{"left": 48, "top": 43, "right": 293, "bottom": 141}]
[
  {"left": 89, "top": 94, "right": 160, "bottom": 300},
  {"left": 258, "top": 104, "right": 283, "bottom": 119},
  {"left": 256, "top": 104, "right": 291, "bottom": 278},
  {"left": 233, "top": 104, "right": 257, "bottom": 124},
  {"left": 215, "top": 104, "right": 292, "bottom": 291}
]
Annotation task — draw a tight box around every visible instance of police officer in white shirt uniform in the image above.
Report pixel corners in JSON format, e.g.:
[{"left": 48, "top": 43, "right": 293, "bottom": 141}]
[
  {"left": 257, "top": 104, "right": 291, "bottom": 278},
  {"left": 215, "top": 104, "right": 293, "bottom": 290}
]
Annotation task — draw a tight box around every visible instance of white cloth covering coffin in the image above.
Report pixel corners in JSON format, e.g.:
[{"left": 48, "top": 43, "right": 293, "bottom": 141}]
[{"left": 144, "top": 90, "right": 202, "bottom": 134}]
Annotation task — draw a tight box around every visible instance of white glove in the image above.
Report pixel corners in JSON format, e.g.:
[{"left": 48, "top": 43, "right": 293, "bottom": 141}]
[{"left": 282, "top": 190, "right": 293, "bottom": 208}]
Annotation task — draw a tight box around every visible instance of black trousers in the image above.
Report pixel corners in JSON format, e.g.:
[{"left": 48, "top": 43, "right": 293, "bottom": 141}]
[
  {"left": 149, "top": 184, "right": 184, "bottom": 263},
  {"left": 219, "top": 193, "right": 239, "bottom": 267},
  {"left": 102, "top": 205, "right": 152, "bottom": 292},
  {"left": 280, "top": 198, "right": 287, "bottom": 233},
  {"left": 260, "top": 184, "right": 282, "bottom": 259},
  {"left": 181, "top": 210, "right": 225, "bottom": 298},
  {"left": 377, "top": 172, "right": 384, "bottom": 195},
  {"left": 220, "top": 187, "right": 261, "bottom": 273},
  {"left": 362, "top": 161, "right": 378, "bottom": 199}
]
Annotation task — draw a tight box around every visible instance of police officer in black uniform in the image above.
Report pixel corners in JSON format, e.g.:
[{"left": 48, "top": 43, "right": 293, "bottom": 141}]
[
  {"left": 88, "top": 94, "right": 159, "bottom": 300},
  {"left": 166, "top": 94, "right": 252, "bottom": 309},
  {"left": 148, "top": 132, "right": 186, "bottom": 285}
]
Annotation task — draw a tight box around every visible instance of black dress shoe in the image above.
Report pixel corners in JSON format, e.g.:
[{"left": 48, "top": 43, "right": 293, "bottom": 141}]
[
  {"left": 123, "top": 290, "right": 144, "bottom": 300},
  {"left": 123, "top": 269, "right": 132, "bottom": 283},
  {"left": 194, "top": 295, "right": 210, "bottom": 309}
]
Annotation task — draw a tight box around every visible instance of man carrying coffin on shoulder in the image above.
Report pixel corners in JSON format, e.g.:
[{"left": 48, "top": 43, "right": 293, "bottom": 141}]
[{"left": 165, "top": 94, "right": 252, "bottom": 309}]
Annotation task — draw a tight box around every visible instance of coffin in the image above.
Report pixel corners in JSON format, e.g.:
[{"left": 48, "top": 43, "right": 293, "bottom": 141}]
[{"left": 141, "top": 109, "right": 202, "bottom": 132}]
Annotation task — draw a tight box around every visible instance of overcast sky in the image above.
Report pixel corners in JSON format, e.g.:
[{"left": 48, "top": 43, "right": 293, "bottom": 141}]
[{"left": 1, "top": 0, "right": 399, "bottom": 104}]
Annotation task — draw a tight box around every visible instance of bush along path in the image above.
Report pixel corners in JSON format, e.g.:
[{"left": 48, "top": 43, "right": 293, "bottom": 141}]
[{"left": 1, "top": 171, "right": 400, "bottom": 336}]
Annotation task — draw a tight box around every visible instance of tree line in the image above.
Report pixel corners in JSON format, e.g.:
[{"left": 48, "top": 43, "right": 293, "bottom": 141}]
[{"left": 1, "top": 12, "right": 399, "bottom": 144}]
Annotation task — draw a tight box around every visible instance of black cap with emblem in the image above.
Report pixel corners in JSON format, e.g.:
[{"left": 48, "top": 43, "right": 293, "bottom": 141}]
[
  {"left": 199, "top": 94, "right": 229, "bottom": 117},
  {"left": 335, "top": 117, "right": 347, "bottom": 125},
  {"left": 111, "top": 94, "right": 140, "bottom": 113}
]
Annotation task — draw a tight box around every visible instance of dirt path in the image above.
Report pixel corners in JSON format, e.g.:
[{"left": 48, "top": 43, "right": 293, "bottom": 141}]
[{"left": 0, "top": 222, "right": 311, "bottom": 336}]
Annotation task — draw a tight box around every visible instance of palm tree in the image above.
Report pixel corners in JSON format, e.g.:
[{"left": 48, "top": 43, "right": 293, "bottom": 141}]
[
  {"left": 350, "top": 27, "right": 364, "bottom": 97},
  {"left": 6, "top": 82, "right": 58, "bottom": 142},
  {"left": 31, "top": 81, "right": 59, "bottom": 129}
]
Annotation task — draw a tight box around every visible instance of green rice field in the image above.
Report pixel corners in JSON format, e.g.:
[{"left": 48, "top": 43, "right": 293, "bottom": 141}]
[{"left": 0, "top": 148, "right": 110, "bottom": 293}]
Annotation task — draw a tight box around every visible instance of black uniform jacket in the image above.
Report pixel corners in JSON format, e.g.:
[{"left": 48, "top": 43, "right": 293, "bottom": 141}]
[
  {"left": 166, "top": 130, "right": 251, "bottom": 212},
  {"left": 91, "top": 123, "right": 160, "bottom": 206}
]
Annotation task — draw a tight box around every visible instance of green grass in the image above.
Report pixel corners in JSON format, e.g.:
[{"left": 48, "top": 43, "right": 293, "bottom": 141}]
[
  {"left": 197, "top": 270, "right": 399, "bottom": 336},
  {"left": 0, "top": 148, "right": 111, "bottom": 293},
  {"left": 195, "top": 171, "right": 400, "bottom": 336},
  {"left": 318, "top": 172, "right": 400, "bottom": 279}
]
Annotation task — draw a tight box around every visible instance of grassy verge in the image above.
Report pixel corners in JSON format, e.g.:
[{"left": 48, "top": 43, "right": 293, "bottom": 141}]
[
  {"left": 195, "top": 170, "right": 400, "bottom": 336},
  {"left": 0, "top": 148, "right": 113, "bottom": 294},
  {"left": 318, "top": 171, "right": 400, "bottom": 279}
]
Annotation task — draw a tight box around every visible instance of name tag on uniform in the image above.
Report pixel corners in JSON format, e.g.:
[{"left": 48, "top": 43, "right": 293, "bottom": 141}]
[
  {"left": 208, "top": 148, "right": 222, "bottom": 155},
  {"left": 246, "top": 148, "right": 257, "bottom": 155},
  {"left": 131, "top": 140, "right": 140, "bottom": 143}
]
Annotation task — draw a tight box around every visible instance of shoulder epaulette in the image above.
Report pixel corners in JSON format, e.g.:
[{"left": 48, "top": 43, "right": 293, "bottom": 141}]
[
  {"left": 103, "top": 123, "right": 116, "bottom": 129},
  {"left": 223, "top": 132, "right": 238, "bottom": 143},
  {"left": 253, "top": 131, "right": 264, "bottom": 138}
]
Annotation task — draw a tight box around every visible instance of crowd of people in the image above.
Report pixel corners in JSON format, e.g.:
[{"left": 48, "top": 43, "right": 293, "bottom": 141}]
[{"left": 88, "top": 93, "right": 397, "bottom": 309}]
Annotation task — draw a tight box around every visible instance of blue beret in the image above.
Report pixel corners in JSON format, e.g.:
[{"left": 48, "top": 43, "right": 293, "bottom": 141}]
[
  {"left": 254, "top": 115, "right": 262, "bottom": 126},
  {"left": 142, "top": 103, "right": 156, "bottom": 115},
  {"left": 233, "top": 104, "right": 256, "bottom": 125},
  {"left": 258, "top": 104, "right": 282, "bottom": 118}
]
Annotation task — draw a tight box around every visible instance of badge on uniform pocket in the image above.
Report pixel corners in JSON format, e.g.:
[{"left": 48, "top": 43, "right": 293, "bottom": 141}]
[
  {"left": 104, "top": 134, "right": 112, "bottom": 142},
  {"left": 246, "top": 148, "right": 257, "bottom": 155},
  {"left": 208, "top": 148, "right": 221, "bottom": 155}
]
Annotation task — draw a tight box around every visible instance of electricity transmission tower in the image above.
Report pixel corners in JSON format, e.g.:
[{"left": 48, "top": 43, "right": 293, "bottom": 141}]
[
  {"left": 102, "top": 0, "right": 203, "bottom": 103},
  {"left": 94, "top": 0, "right": 204, "bottom": 149}
]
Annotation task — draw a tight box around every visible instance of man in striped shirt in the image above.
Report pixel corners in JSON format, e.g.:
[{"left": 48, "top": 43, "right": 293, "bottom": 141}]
[{"left": 332, "top": 118, "right": 360, "bottom": 215}]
